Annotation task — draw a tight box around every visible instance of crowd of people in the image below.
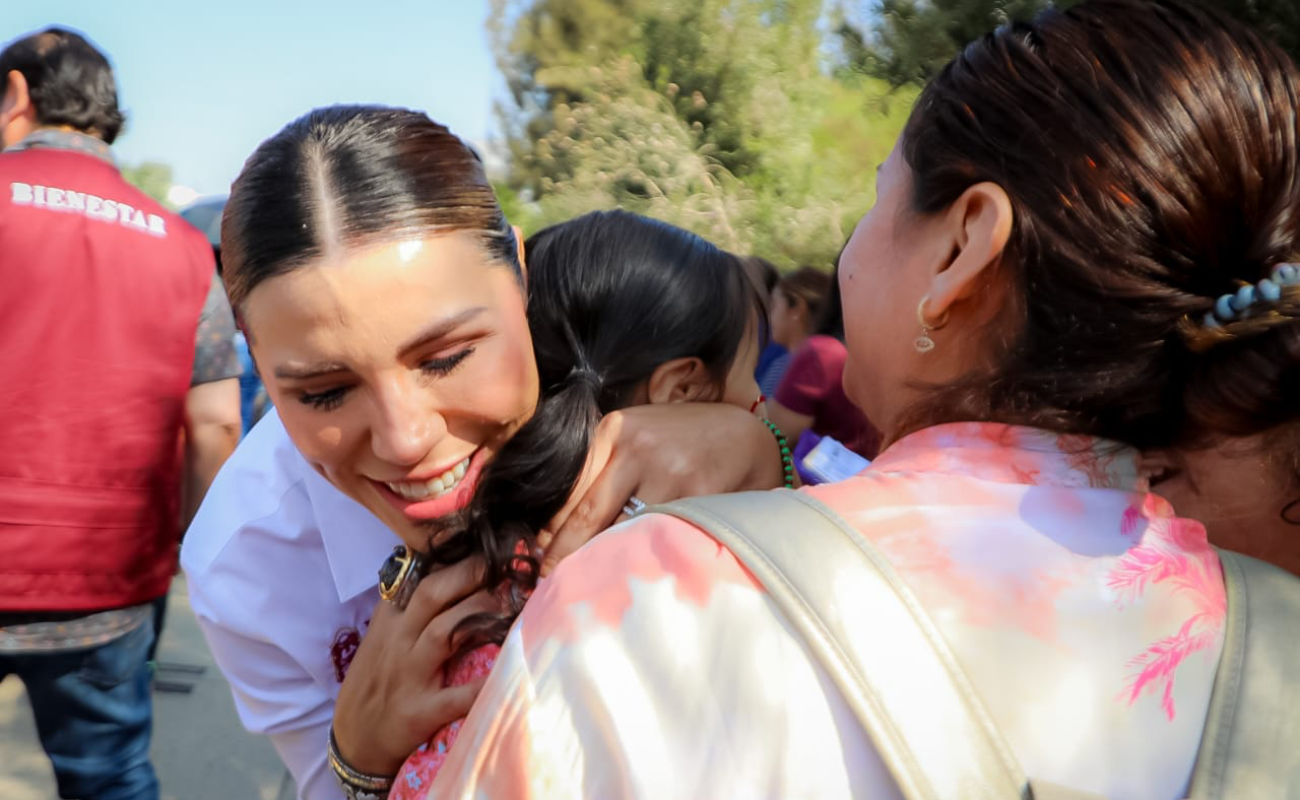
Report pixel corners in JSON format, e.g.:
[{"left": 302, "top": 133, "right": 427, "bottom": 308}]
[{"left": 2, "top": 0, "right": 1299, "bottom": 798}]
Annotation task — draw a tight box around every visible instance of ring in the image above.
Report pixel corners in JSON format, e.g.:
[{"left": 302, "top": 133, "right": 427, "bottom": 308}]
[
  {"left": 377, "top": 545, "right": 427, "bottom": 610},
  {"left": 621, "top": 496, "right": 648, "bottom": 518}
]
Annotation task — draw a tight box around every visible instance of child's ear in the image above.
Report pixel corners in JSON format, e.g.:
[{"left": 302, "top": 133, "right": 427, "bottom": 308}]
[{"left": 645, "top": 357, "right": 713, "bottom": 404}]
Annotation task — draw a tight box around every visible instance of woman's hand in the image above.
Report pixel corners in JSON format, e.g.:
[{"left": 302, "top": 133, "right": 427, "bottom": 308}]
[
  {"left": 331, "top": 556, "right": 498, "bottom": 776},
  {"left": 539, "top": 402, "right": 783, "bottom": 575}
]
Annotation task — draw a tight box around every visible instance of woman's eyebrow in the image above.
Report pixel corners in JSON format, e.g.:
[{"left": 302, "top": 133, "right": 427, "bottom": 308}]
[
  {"left": 397, "top": 306, "right": 487, "bottom": 358},
  {"left": 273, "top": 307, "right": 487, "bottom": 380}
]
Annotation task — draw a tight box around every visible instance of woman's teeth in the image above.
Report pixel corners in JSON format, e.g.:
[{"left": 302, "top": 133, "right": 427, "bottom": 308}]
[{"left": 385, "top": 457, "right": 470, "bottom": 500}]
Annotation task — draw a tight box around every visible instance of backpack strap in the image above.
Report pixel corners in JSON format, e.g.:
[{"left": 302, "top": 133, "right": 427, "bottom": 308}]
[
  {"left": 658, "top": 490, "right": 1035, "bottom": 800},
  {"left": 1187, "top": 549, "right": 1300, "bottom": 799},
  {"left": 659, "top": 492, "right": 1300, "bottom": 800}
]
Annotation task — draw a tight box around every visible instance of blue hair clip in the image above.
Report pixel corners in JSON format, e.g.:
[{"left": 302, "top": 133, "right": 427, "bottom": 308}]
[{"left": 1204, "top": 262, "right": 1299, "bottom": 329}]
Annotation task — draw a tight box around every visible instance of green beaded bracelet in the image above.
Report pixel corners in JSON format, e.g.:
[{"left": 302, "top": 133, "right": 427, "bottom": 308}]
[{"left": 762, "top": 418, "right": 796, "bottom": 489}]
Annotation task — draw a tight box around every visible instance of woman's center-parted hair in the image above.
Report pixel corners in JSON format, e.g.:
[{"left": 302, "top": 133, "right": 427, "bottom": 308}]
[
  {"left": 220, "top": 105, "right": 519, "bottom": 313},
  {"left": 897, "top": 0, "right": 1300, "bottom": 464},
  {"left": 429, "top": 209, "right": 766, "bottom": 653}
]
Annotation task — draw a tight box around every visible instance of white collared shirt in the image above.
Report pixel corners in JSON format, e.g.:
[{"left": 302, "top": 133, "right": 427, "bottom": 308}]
[{"left": 182, "top": 410, "right": 399, "bottom": 800}]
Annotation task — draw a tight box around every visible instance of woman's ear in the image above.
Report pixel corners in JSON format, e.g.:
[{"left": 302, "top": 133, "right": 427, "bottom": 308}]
[
  {"left": 925, "top": 181, "right": 1013, "bottom": 319},
  {"left": 645, "top": 357, "right": 714, "bottom": 404}
]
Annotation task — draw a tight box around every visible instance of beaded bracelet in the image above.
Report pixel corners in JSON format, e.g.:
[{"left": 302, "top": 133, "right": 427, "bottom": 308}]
[{"left": 762, "top": 418, "right": 796, "bottom": 489}]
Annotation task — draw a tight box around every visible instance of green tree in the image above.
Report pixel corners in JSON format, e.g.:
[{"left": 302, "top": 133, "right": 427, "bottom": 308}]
[
  {"left": 844, "top": 0, "right": 1296, "bottom": 89},
  {"left": 490, "top": 0, "right": 914, "bottom": 267},
  {"left": 120, "top": 161, "right": 174, "bottom": 207}
]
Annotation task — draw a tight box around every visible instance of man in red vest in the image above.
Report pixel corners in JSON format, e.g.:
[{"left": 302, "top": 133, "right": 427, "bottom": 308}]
[{"left": 0, "top": 28, "right": 242, "bottom": 799}]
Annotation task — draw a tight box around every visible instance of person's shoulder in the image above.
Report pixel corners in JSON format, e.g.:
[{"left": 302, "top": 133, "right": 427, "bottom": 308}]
[
  {"left": 181, "top": 410, "right": 314, "bottom": 579},
  {"left": 0, "top": 145, "right": 51, "bottom": 171},
  {"left": 796, "top": 466, "right": 939, "bottom": 532},
  {"left": 517, "top": 511, "right": 765, "bottom": 650}
]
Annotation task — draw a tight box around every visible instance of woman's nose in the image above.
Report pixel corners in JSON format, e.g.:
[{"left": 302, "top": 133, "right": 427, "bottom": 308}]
[{"left": 370, "top": 381, "right": 443, "bottom": 466}]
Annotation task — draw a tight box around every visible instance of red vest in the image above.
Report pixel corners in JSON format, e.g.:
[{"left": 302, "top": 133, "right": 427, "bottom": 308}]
[{"left": 0, "top": 145, "right": 214, "bottom": 612}]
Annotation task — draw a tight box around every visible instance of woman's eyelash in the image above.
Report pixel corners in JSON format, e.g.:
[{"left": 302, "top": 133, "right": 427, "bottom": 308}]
[
  {"left": 298, "top": 386, "right": 349, "bottom": 410},
  {"left": 422, "top": 347, "right": 475, "bottom": 376},
  {"left": 295, "top": 348, "right": 473, "bottom": 411}
]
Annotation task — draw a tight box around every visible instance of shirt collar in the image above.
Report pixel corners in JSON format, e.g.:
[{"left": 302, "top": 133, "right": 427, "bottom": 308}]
[
  {"left": 293, "top": 446, "right": 401, "bottom": 604},
  {"left": 871, "top": 422, "right": 1147, "bottom": 492},
  {"left": 5, "top": 129, "right": 115, "bottom": 165}
]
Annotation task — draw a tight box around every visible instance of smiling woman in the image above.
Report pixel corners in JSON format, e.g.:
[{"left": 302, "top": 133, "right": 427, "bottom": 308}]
[
  {"left": 221, "top": 107, "right": 538, "bottom": 549},
  {"left": 181, "top": 104, "right": 785, "bottom": 800},
  {"left": 242, "top": 231, "right": 536, "bottom": 543}
]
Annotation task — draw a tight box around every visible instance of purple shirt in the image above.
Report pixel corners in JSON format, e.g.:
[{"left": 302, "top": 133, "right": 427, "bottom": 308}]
[{"left": 773, "top": 335, "right": 881, "bottom": 459}]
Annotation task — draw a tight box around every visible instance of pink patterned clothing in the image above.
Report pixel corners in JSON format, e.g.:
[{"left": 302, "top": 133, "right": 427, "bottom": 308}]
[
  {"left": 391, "top": 644, "right": 499, "bottom": 799},
  {"left": 430, "top": 423, "right": 1226, "bottom": 800}
]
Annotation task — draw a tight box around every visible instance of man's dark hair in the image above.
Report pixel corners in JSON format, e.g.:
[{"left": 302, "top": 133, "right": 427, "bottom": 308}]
[{"left": 0, "top": 27, "right": 124, "bottom": 144}]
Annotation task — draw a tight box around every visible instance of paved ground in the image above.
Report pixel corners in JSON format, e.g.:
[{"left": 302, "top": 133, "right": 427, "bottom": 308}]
[{"left": 0, "top": 576, "right": 295, "bottom": 800}]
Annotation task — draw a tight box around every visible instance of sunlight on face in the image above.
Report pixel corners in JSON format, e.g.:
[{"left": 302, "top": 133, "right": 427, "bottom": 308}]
[
  {"left": 839, "top": 141, "right": 935, "bottom": 432},
  {"left": 243, "top": 231, "right": 539, "bottom": 550}
]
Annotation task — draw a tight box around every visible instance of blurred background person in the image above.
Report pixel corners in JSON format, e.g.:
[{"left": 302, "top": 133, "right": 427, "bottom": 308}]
[
  {"left": 179, "top": 193, "right": 271, "bottom": 438},
  {"left": 759, "top": 265, "right": 830, "bottom": 397},
  {"left": 769, "top": 262, "right": 882, "bottom": 466},
  {"left": 739, "top": 255, "right": 784, "bottom": 385},
  {"left": 0, "top": 28, "right": 240, "bottom": 799}
]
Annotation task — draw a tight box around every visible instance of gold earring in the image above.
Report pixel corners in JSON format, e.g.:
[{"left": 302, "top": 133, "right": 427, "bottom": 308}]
[{"left": 915, "top": 296, "right": 950, "bottom": 353}]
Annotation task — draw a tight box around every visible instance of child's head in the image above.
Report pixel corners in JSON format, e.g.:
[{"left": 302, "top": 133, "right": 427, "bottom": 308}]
[
  {"left": 431, "top": 210, "right": 764, "bottom": 648},
  {"left": 524, "top": 210, "right": 763, "bottom": 415}
]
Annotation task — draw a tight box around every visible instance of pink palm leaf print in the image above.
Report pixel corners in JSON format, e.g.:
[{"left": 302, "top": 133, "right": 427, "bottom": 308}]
[
  {"left": 1109, "top": 503, "right": 1225, "bottom": 720},
  {"left": 1119, "top": 614, "right": 1220, "bottom": 720}
]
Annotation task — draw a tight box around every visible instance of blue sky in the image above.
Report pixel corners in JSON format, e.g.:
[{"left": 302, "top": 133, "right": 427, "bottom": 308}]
[{"left": 4, "top": 0, "right": 500, "bottom": 196}]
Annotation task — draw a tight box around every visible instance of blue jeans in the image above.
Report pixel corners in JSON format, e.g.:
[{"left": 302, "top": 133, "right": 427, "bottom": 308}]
[{"left": 0, "top": 619, "right": 159, "bottom": 799}]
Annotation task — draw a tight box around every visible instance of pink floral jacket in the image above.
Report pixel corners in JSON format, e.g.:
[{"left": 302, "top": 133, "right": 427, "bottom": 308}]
[{"left": 429, "top": 423, "right": 1225, "bottom": 799}]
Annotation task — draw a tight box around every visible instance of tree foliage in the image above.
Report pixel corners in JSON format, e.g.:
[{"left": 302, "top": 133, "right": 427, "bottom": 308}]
[
  {"left": 489, "top": 0, "right": 914, "bottom": 268},
  {"left": 119, "top": 161, "right": 175, "bottom": 207},
  {"left": 842, "top": 0, "right": 1297, "bottom": 88}
]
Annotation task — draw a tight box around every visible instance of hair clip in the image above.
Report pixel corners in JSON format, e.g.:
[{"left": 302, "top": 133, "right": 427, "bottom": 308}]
[{"left": 1202, "top": 262, "right": 1299, "bottom": 329}]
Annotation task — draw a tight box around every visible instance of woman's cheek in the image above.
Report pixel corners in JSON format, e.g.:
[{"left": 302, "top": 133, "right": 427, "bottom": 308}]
[{"left": 275, "top": 400, "right": 353, "bottom": 468}]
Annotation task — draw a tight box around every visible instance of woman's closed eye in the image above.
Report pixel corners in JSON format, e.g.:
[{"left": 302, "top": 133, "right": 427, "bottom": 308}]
[
  {"left": 421, "top": 346, "right": 475, "bottom": 377},
  {"left": 294, "top": 347, "right": 476, "bottom": 412},
  {"left": 298, "top": 385, "right": 350, "bottom": 411}
]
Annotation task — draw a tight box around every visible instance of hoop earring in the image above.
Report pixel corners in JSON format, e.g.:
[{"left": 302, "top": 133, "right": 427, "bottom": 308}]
[{"left": 914, "top": 296, "right": 950, "bottom": 354}]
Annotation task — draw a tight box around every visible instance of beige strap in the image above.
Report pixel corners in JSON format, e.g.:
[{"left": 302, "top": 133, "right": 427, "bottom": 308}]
[
  {"left": 1187, "top": 550, "right": 1300, "bottom": 800},
  {"left": 662, "top": 492, "right": 1300, "bottom": 800},
  {"left": 660, "top": 490, "right": 1032, "bottom": 800}
]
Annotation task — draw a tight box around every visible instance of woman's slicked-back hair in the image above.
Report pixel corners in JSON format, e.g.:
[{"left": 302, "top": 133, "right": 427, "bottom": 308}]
[
  {"left": 899, "top": 0, "right": 1300, "bottom": 458},
  {"left": 221, "top": 105, "right": 517, "bottom": 310},
  {"left": 433, "top": 210, "right": 764, "bottom": 651}
]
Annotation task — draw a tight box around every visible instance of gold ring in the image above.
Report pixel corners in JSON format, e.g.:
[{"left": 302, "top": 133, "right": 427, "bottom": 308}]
[{"left": 377, "top": 545, "right": 426, "bottom": 610}]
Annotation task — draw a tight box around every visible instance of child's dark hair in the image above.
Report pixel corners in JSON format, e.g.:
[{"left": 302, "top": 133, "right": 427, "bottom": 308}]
[{"left": 428, "top": 210, "right": 764, "bottom": 650}]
